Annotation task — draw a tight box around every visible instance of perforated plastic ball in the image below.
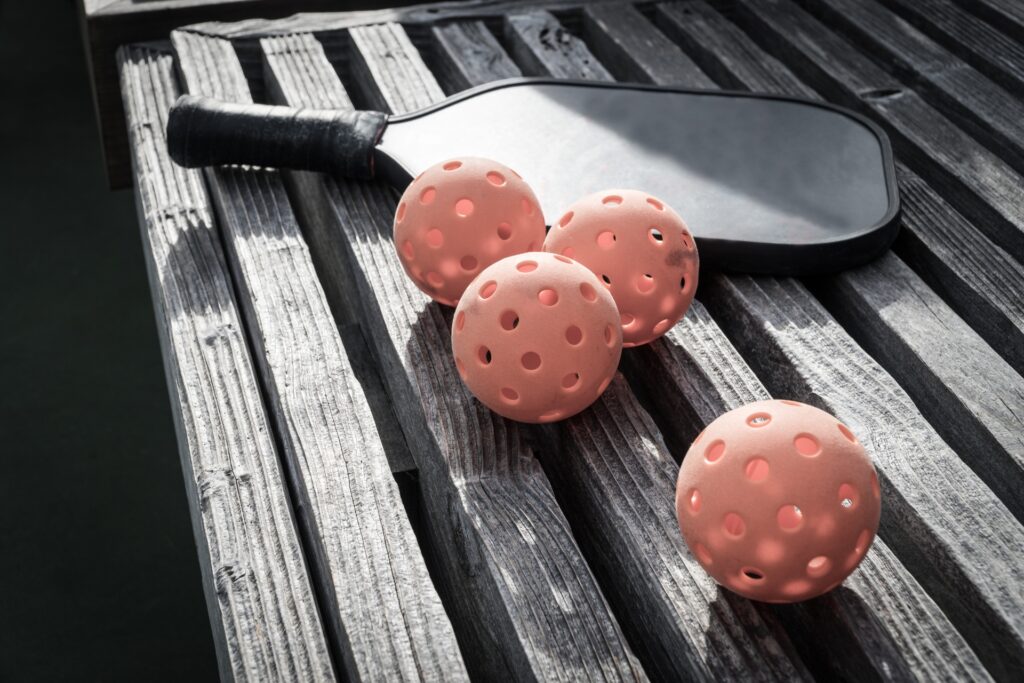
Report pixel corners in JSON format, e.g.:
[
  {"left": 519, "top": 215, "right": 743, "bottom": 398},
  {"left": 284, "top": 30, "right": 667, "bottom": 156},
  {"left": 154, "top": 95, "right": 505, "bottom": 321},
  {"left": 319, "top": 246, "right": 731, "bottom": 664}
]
[
  {"left": 675, "top": 399, "right": 881, "bottom": 603},
  {"left": 543, "top": 189, "right": 699, "bottom": 347},
  {"left": 451, "top": 252, "right": 623, "bottom": 423},
  {"left": 393, "top": 157, "right": 547, "bottom": 306}
]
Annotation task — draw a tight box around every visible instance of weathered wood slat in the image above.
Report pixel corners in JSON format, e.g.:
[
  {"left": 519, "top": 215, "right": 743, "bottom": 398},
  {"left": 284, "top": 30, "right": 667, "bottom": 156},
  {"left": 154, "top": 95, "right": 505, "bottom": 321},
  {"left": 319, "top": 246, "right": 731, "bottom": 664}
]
[
  {"left": 659, "top": 0, "right": 1024, "bottom": 519},
  {"left": 657, "top": 1, "right": 1024, "bottom": 376},
  {"left": 802, "top": 0, "right": 1024, "bottom": 173},
  {"left": 642, "top": 5, "right": 1024, "bottom": 678},
  {"left": 878, "top": 0, "right": 1024, "bottom": 96},
  {"left": 625, "top": 314, "right": 990, "bottom": 682},
  {"left": 701, "top": 273, "right": 1024, "bottom": 681},
  {"left": 580, "top": 3, "right": 714, "bottom": 87},
  {"left": 726, "top": 0, "right": 1024, "bottom": 262},
  {"left": 117, "top": 44, "right": 335, "bottom": 682},
  {"left": 560, "top": 6, "right": 998, "bottom": 680},
  {"left": 259, "top": 26, "right": 647, "bottom": 681},
  {"left": 504, "top": 10, "right": 613, "bottom": 80},
  {"left": 170, "top": 29, "right": 468, "bottom": 681},
  {"left": 430, "top": 18, "right": 813, "bottom": 681},
  {"left": 428, "top": 21, "right": 522, "bottom": 93},
  {"left": 951, "top": 0, "right": 1024, "bottom": 44}
]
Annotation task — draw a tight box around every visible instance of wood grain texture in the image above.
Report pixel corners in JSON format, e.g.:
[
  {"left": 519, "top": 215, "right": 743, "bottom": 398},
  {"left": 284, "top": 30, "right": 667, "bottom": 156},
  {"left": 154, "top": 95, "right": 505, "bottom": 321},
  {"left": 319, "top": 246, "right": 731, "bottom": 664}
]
[
  {"left": 431, "top": 18, "right": 813, "bottom": 681},
  {"left": 556, "top": 7, "right": 996, "bottom": 680},
  {"left": 727, "top": 0, "right": 1024, "bottom": 262},
  {"left": 950, "top": 0, "right": 1024, "bottom": 44},
  {"left": 259, "top": 26, "right": 647, "bottom": 682},
  {"left": 504, "top": 10, "right": 613, "bottom": 80},
  {"left": 580, "top": 3, "right": 714, "bottom": 87},
  {"left": 701, "top": 273, "right": 1024, "bottom": 681},
  {"left": 878, "top": 0, "right": 1024, "bottom": 95},
  {"left": 658, "top": 0, "right": 1024, "bottom": 519},
  {"left": 657, "top": 0, "right": 1024, "bottom": 374},
  {"left": 171, "top": 29, "right": 468, "bottom": 682},
  {"left": 117, "top": 44, "right": 335, "bottom": 682},
  {"left": 427, "top": 21, "right": 522, "bottom": 94},
  {"left": 625, "top": 309, "right": 990, "bottom": 682},
  {"left": 801, "top": 0, "right": 1024, "bottom": 173}
]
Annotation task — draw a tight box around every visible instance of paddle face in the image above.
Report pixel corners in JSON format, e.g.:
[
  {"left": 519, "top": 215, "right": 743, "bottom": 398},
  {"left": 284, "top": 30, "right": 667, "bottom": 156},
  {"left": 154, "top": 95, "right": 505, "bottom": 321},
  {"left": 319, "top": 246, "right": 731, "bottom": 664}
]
[{"left": 376, "top": 79, "right": 899, "bottom": 274}]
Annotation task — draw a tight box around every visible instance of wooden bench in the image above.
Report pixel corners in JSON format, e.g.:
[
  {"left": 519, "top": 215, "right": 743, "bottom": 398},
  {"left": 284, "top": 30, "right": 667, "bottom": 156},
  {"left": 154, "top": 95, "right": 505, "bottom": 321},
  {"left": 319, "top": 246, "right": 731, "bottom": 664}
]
[{"left": 116, "top": 0, "right": 1024, "bottom": 679}]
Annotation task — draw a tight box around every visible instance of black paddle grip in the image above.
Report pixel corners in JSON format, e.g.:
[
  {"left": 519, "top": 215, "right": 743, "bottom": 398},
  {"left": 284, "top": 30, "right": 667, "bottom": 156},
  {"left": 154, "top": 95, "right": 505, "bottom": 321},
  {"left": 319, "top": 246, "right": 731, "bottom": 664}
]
[{"left": 166, "top": 95, "right": 388, "bottom": 178}]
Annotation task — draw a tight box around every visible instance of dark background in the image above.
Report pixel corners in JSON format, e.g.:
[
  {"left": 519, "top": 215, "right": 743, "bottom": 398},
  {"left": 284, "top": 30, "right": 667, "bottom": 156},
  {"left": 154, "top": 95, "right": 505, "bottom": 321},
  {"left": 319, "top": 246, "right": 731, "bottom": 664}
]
[{"left": 0, "top": 0, "right": 219, "bottom": 679}]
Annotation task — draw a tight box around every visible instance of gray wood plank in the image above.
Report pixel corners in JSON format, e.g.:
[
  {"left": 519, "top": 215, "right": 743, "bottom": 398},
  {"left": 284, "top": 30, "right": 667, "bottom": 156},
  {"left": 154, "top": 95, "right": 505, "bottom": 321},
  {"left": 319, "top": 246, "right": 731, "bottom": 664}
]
[
  {"left": 580, "top": 3, "right": 714, "bottom": 87},
  {"left": 428, "top": 21, "right": 522, "bottom": 94},
  {"left": 639, "top": 5, "right": 1024, "bottom": 677},
  {"left": 625, "top": 312, "right": 991, "bottom": 683},
  {"left": 259, "top": 26, "right": 647, "bottom": 682},
  {"left": 117, "top": 43, "right": 335, "bottom": 683},
  {"left": 170, "top": 29, "right": 468, "bottom": 681},
  {"left": 701, "top": 273, "right": 1024, "bottom": 681},
  {"left": 801, "top": 0, "right": 1024, "bottom": 173},
  {"left": 544, "top": 6, "right": 997, "bottom": 680},
  {"left": 726, "top": 0, "right": 1024, "bottom": 262},
  {"left": 952, "top": 0, "right": 1024, "bottom": 44},
  {"left": 504, "top": 10, "right": 613, "bottom": 80},
  {"left": 430, "top": 18, "right": 813, "bottom": 681},
  {"left": 656, "top": 0, "right": 1024, "bottom": 376},
  {"left": 657, "top": 0, "right": 1024, "bottom": 520},
  {"left": 879, "top": 0, "right": 1024, "bottom": 96}
]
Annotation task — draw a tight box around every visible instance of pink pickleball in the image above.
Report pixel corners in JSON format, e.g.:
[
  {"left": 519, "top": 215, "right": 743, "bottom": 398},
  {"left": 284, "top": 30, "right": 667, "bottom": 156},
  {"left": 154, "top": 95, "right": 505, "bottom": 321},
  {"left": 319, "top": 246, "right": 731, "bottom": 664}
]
[
  {"left": 543, "top": 189, "right": 699, "bottom": 347},
  {"left": 452, "top": 252, "right": 623, "bottom": 423},
  {"left": 394, "top": 157, "right": 547, "bottom": 306},
  {"left": 675, "top": 399, "right": 881, "bottom": 603}
]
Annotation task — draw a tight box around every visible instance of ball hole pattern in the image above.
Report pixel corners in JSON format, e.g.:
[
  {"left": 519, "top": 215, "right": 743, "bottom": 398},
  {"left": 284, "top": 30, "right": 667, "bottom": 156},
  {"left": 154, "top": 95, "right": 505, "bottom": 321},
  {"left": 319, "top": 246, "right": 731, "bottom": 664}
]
[
  {"left": 420, "top": 187, "right": 436, "bottom": 204},
  {"left": 559, "top": 211, "right": 574, "bottom": 228},
  {"left": 621, "top": 313, "right": 636, "bottom": 328},
  {"left": 705, "top": 440, "right": 725, "bottom": 463},
  {"left": 455, "top": 357, "right": 466, "bottom": 379},
  {"left": 794, "top": 433, "right": 821, "bottom": 457},
  {"left": 636, "top": 274, "right": 655, "bottom": 294},
  {"left": 694, "top": 543, "right": 713, "bottom": 565},
  {"left": 562, "top": 372, "right": 580, "bottom": 390},
  {"left": 580, "top": 282, "right": 597, "bottom": 302},
  {"left": 777, "top": 504, "right": 804, "bottom": 531},
  {"left": 478, "top": 346, "right": 492, "bottom": 366},
  {"left": 443, "top": 161, "right": 462, "bottom": 171},
  {"left": 855, "top": 529, "right": 873, "bottom": 555},
  {"left": 781, "top": 400, "right": 802, "bottom": 407},
  {"left": 455, "top": 311, "right": 465, "bottom": 332},
  {"left": 521, "top": 352, "right": 541, "bottom": 371},
  {"left": 838, "top": 483, "right": 859, "bottom": 510},
  {"left": 401, "top": 240, "right": 414, "bottom": 260},
  {"left": 461, "top": 255, "right": 478, "bottom": 271},
  {"left": 486, "top": 171, "right": 505, "bottom": 186},
  {"left": 838, "top": 423, "right": 858, "bottom": 443},
  {"left": 602, "top": 274, "right": 613, "bottom": 286},
  {"left": 517, "top": 260, "right": 537, "bottom": 273},
  {"left": 723, "top": 512, "right": 746, "bottom": 537},
  {"left": 744, "top": 457, "right": 770, "bottom": 482},
  {"left": 426, "top": 228, "right": 444, "bottom": 248},
  {"left": 396, "top": 203, "right": 407, "bottom": 223},
  {"left": 565, "top": 325, "right": 583, "bottom": 345},
  {"left": 500, "top": 310, "right": 519, "bottom": 331},
  {"left": 501, "top": 387, "right": 520, "bottom": 404},
  {"left": 604, "top": 324, "right": 615, "bottom": 347},
  {"left": 539, "top": 410, "right": 563, "bottom": 422},
  {"left": 521, "top": 198, "right": 534, "bottom": 215},
  {"left": 647, "top": 197, "right": 664, "bottom": 210},
  {"left": 554, "top": 254, "right": 573, "bottom": 264},
  {"left": 680, "top": 276, "right": 687, "bottom": 291},
  {"left": 538, "top": 288, "right": 559, "bottom": 306},
  {"left": 807, "top": 556, "right": 832, "bottom": 578},
  {"left": 497, "top": 223, "right": 512, "bottom": 240},
  {"left": 741, "top": 568, "right": 765, "bottom": 583},
  {"left": 455, "top": 198, "right": 475, "bottom": 217},
  {"left": 747, "top": 412, "right": 772, "bottom": 427},
  {"left": 597, "top": 231, "right": 617, "bottom": 249},
  {"left": 652, "top": 319, "right": 672, "bottom": 336},
  {"left": 561, "top": 246, "right": 576, "bottom": 259},
  {"left": 603, "top": 195, "right": 623, "bottom": 206},
  {"left": 689, "top": 488, "right": 702, "bottom": 513},
  {"left": 480, "top": 281, "right": 497, "bottom": 299},
  {"left": 425, "top": 272, "right": 444, "bottom": 288}
]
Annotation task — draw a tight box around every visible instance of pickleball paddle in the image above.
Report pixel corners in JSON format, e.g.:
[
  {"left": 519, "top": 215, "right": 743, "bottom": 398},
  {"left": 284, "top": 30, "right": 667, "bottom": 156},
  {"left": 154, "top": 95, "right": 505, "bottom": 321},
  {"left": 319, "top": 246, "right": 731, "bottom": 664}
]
[{"left": 167, "top": 78, "right": 899, "bottom": 275}]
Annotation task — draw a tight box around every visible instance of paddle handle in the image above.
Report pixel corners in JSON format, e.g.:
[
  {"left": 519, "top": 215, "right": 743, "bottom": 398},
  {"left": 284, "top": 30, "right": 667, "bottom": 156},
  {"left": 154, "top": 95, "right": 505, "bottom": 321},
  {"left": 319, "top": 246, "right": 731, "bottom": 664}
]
[{"left": 166, "top": 95, "right": 388, "bottom": 178}]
